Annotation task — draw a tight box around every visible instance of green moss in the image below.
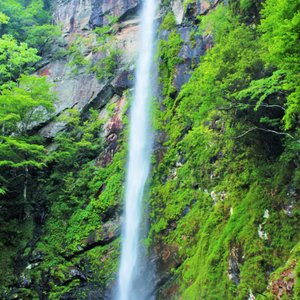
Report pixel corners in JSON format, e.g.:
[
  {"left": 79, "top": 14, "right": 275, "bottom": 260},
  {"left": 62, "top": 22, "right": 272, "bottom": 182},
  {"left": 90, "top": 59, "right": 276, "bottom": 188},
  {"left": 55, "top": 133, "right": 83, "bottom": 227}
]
[
  {"left": 160, "top": 12, "right": 176, "bottom": 31},
  {"left": 150, "top": 3, "right": 299, "bottom": 299},
  {"left": 0, "top": 219, "right": 34, "bottom": 296},
  {"left": 6, "top": 91, "right": 130, "bottom": 296},
  {"left": 158, "top": 31, "right": 183, "bottom": 98}
]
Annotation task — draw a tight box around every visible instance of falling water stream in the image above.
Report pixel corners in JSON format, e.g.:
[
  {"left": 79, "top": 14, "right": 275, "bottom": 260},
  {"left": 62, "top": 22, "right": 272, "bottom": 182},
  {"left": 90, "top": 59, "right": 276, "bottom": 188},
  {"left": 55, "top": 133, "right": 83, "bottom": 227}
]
[{"left": 115, "top": 0, "right": 157, "bottom": 300}]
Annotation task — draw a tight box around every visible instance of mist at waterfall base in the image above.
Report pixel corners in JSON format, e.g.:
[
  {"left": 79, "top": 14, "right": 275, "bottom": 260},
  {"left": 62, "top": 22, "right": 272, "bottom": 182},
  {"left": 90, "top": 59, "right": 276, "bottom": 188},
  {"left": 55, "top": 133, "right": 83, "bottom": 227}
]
[{"left": 113, "top": 0, "right": 157, "bottom": 300}]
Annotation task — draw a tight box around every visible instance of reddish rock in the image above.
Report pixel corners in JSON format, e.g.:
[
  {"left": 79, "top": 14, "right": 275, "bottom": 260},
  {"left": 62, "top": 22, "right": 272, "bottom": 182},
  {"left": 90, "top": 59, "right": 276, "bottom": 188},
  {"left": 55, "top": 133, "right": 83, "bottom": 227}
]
[
  {"left": 154, "top": 242, "right": 181, "bottom": 278},
  {"left": 97, "top": 96, "right": 127, "bottom": 167},
  {"left": 38, "top": 67, "right": 51, "bottom": 77},
  {"left": 270, "top": 261, "right": 296, "bottom": 299}
]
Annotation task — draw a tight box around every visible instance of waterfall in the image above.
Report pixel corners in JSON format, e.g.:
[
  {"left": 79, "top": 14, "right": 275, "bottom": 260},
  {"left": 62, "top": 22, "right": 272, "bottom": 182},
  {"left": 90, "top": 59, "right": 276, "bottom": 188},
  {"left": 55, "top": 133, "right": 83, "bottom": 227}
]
[{"left": 115, "top": 0, "right": 157, "bottom": 299}]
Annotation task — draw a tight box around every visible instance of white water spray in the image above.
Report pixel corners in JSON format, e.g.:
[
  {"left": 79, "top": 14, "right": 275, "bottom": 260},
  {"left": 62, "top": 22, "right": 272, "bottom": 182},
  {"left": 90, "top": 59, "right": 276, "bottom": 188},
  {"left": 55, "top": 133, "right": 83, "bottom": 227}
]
[{"left": 116, "top": 0, "right": 157, "bottom": 299}]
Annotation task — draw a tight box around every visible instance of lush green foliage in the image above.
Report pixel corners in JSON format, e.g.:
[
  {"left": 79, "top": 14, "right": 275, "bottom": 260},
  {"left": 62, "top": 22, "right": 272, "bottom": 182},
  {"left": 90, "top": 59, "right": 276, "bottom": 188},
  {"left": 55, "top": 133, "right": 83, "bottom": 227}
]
[
  {"left": 0, "top": 34, "right": 40, "bottom": 84},
  {"left": 67, "top": 19, "right": 122, "bottom": 80},
  {"left": 20, "top": 101, "right": 128, "bottom": 298},
  {"left": 0, "top": 0, "right": 299, "bottom": 298},
  {"left": 0, "top": 3, "right": 57, "bottom": 294},
  {"left": 158, "top": 13, "right": 183, "bottom": 101},
  {"left": 0, "top": 0, "right": 59, "bottom": 53},
  {"left": 0, "top": 2, "right": 126, "bottom": 296},
  {"left": 152, "top": 1, "right": 299, "bottom": 299}
]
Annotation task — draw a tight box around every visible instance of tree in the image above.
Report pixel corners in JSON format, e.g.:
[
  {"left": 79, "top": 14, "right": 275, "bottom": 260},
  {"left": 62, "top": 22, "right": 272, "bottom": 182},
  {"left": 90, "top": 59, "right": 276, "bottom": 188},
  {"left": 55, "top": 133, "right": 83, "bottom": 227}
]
[
  {"left": 0, "top": 0, "right": 60, "bottom": 55},
  {"left": 0, "top": 35, "right": 40, "bottom": 84},
  {"left": 0, "top": 75, "right": 55, "bottom": 197},
  {"left": 0, "top": 75, "right": 55, "bottom": 134},
  {"left": 260, "top": 0, "right": 300, "bottom": 130}
]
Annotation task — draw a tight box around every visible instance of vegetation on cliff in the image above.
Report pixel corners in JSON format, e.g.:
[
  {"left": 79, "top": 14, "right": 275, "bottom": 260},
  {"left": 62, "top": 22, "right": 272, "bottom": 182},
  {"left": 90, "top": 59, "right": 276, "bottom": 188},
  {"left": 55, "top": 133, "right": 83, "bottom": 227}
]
[
  {"left": 0, "top": 0, "right": 299, "bottom": 299},
  {"left": 152, "top": 1, "right": 299, "bottom": 299}
]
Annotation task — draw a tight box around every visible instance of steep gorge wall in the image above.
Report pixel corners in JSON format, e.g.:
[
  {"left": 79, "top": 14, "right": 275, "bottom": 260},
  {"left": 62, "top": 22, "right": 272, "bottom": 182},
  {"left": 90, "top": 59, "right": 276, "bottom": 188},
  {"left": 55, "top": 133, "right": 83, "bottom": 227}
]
[
  {"left": 1, "top": 0, "right": 299, "bottom": 299},
  {"left": 37, "top": 0, "right": 140, "bottom": 137},
  {"left": 1, "top": 0, "right": 217, "bottom": 299},
  {"left": 149, "top": 1, "right": 300, "bottom": 300}
]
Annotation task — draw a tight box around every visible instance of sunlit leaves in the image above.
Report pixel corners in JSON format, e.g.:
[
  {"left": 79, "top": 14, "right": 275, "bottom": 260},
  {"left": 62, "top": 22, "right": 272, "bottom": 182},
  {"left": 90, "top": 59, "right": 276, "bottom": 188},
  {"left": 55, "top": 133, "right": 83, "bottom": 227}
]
[
  {"left": 259, "top": 0, "right": 300, "bottom": 129},
  {"left": 0, "top": 75, "right": 55, "bottom": 135},
  {"left": 0, "top": 13, "right": 9, "bottom": 25},
  {"left": 0, "top": 35, "right": 40, "bottom": 84}
]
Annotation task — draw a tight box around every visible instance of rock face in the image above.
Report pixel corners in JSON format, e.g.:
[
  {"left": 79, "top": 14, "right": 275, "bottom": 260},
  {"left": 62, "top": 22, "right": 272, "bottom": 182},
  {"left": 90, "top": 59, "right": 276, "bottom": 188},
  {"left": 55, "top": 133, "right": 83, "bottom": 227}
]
[
  {"left": 154, "top": 243, "right": 181, "bottom": 299},
  {"left": 90, "top": 0, "right": 141, "bottom": 27},
  {"left": 37, "top": 0, "right": 208, "bottom": 138},
  {"left": 174, "top": 25, "right": 205, "bottom": 91},
  {"left": 54, "top": 0, "right": 141, "bottom": 32},
  {"left": 98, "top": 94, "right": 127, "bottom": 167},
  {"left": 270, "top": 261, "right": 296, "bottom": 299},
  {"left": 185, "top": 0, "right": 221, "bottom": 20},
  {"left": 228, "top": 245, "right": 243, "bottom": 285},
  {"left": 171, "top": 0, "right": 221, "bottom": 24},
  {"left": 37, "top": 0, "right": 140, "bottom": 138},
  {"left": 8, "top": 0, "right": 216, "bottom": 299},
  {"left": 171, "top": 0, "right": 184, "bottom": 24},
  {"left": 54, "top": 0, "right": 93, "bottom": 34}
]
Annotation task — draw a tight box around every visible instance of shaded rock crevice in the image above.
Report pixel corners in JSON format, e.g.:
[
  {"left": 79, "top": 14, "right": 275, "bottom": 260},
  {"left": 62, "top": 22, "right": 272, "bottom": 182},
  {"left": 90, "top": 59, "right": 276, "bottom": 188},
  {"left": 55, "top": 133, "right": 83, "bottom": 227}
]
[{"left": 62, "top": 234, "right": 118, "bottom": 261}]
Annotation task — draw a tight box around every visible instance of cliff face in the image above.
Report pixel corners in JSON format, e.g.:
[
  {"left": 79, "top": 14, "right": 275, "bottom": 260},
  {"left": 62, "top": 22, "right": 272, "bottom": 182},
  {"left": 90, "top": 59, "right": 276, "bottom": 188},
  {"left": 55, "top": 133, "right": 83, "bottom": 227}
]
[
  {"left": 1, "top": 0, "right": 299, "bottom": 299},
  {"left": 1, "top": 0, "right": 211, "bottom": 299},
  {"left": 37, "top": 0, "right": 140, "bottom": 138}
]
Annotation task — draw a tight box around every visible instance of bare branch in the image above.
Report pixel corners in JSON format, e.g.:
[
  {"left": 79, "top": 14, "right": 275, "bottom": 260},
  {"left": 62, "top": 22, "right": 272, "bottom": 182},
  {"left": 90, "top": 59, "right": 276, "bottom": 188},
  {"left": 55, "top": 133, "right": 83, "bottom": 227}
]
[
  {"left": 257, "top": 104, "right": 285, "bottom": 111},
  {"left": 256, "top": 127, "right": 295, "bottom": 140},
  {"left": 232, "top": 127, "right": 297, "bottom": 140},
  {"left": 232, "top": 127, "right": 257, "bottom": 139},
  {"left": 217, "top": 103, "right": 285, "bottom": 111}
]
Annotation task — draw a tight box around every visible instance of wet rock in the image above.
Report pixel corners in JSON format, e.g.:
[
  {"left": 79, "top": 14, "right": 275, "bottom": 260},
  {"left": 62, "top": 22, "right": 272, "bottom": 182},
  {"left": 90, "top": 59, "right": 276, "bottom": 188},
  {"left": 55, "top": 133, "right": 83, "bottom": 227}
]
[
  {"left": 69, "top": 267, "right": 87, "bottom": 282},
  {"left": 102, "top": 216, "right": 121, "bottom": 238},
  {"left": 154, "top": 243, "right": 181, "bottom": 289},
  {"left": 111, "top": 69, "right": 134, "bottom": 94},
  {"left": 173, "top": 26, "right": 205, "bottom": 91},
  {"left": 228, "top": 245, "right": 243, "bottom": 285},
  {"left": 156, "top": 275, "right": 180, "bottom": 300},
  {"left": 75, "top": 216, "right": 120, "bottom": 256}
]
